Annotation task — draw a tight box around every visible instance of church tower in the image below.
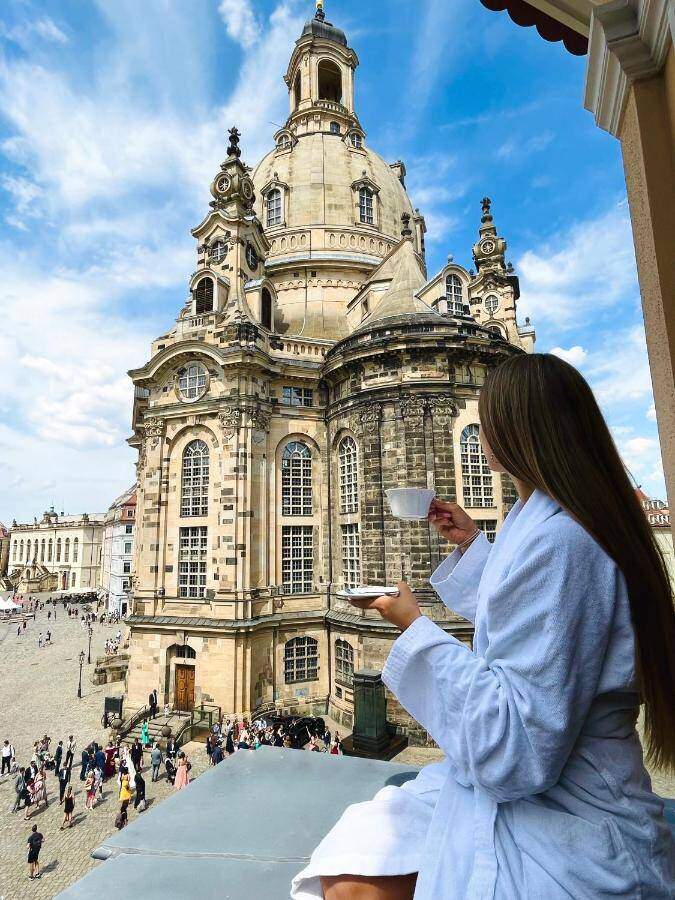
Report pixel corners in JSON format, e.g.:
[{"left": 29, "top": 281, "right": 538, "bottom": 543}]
[{"left": 123, "top": 3, "right": 532, "bottom": 739}]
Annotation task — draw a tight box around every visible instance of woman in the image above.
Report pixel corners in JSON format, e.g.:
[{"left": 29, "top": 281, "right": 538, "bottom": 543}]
[
  {"left": 292, "top": 354, "right": 675, "bottom": 899},
  {"left": 224, "top": 729, "right": 235, "bottom": 757},
  {"left": 118, "top": 766, "right": 132, "bottom": 821},
  {"left": 84, "top": 769, "right": 96, "bottom": 810},
  {"left": 61, "top": 785, "right": 74, "bottom": 829},
  {"left": 173, "top": 752, "right": 190, "bottom": 791},
  {"left": 104, "top": 741, "right": 117, "bottom": 779},
  {"left": 140, "top": 720, "right": 151, "bottom": 749}
]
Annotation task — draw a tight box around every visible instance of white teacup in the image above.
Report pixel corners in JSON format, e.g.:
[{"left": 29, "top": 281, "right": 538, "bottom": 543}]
[{"left": 386, "top": 488, "right": 436, "bottom": 520}]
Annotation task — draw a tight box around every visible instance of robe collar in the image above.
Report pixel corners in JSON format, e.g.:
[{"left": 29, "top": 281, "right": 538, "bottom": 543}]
[{"left": 493, "top": 487, "right": 562, "bottom": 563}]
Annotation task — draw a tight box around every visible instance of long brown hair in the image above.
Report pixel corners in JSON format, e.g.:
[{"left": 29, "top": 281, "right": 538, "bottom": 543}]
[{"left": 478, "top": 352, "right": 675, "bottom": 771}]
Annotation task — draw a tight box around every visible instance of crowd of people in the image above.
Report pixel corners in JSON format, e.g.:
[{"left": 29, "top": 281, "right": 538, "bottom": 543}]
[{"left": 204, "top": 716, "right": 344, "bottom": 762}]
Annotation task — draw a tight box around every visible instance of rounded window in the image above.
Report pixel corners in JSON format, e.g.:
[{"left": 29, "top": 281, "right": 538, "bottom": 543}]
[
  {"left": 329, "top": 121, "right": 341, "bottom": 135},
  {"left": 176, "top": 362, "right": 208, "bottom": 402},
  {"left": 209, "top": 240, "right": 227, "bottom": 263},
  {"left": 485, "top": 294, "right": 499, "bottom": 315},
  {"left": 349, "top": 132, "right": 363, "bottom": 149}
]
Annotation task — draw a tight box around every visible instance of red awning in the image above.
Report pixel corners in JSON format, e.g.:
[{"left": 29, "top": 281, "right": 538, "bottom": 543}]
[{"left": 480, "top": 0, "right": 588, "bottom": 56}]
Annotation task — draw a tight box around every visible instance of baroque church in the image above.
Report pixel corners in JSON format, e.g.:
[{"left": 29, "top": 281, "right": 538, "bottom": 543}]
[{"left": 124, "top": 2, "right": 536, "bottom": 736}]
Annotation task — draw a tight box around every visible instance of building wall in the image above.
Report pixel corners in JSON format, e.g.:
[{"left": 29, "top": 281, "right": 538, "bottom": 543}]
[{"left": 9, "top": 517, "right": 104, "bottom": 590}]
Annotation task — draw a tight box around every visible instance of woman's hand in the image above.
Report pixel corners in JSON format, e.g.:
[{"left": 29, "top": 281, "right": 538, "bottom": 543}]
[
  {"left": 347, "top": 582, "right": 421, "bottom": 632},
  {"left": 428, "top": 499, "right": 477, "bottom": 545}
]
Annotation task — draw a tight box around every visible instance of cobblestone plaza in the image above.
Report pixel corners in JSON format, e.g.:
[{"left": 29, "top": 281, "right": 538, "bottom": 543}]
[{"left": 0, "top": 601, "right": 207, "bottom": 899}]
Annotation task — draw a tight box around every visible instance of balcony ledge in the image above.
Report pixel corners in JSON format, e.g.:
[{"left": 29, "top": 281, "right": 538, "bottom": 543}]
[{"left": 56, "top": 746, "right": 418, "bottom": 899}]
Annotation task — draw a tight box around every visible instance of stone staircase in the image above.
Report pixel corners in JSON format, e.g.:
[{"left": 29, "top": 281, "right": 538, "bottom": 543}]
[{"left": 123, "top": 713, "right": 189, "bottom": 746}]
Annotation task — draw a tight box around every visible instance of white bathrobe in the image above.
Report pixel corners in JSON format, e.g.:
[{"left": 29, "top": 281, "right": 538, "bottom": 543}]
[{"left": 291, "top": 489, "right": 675, "bottom": 898}]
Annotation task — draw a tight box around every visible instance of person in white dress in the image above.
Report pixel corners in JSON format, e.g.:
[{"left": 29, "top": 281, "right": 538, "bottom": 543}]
[{"left": 292, "top": 353, "right": 675, "bottom": 900}]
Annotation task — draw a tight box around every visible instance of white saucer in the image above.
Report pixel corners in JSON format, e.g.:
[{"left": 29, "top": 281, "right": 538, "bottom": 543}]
[{"left": 336, "top": 586, "right": 399, "bottom": 600}]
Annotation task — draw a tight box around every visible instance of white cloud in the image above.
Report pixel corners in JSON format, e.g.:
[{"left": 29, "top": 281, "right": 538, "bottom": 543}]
[
  {"left": 549, "top": 345, "right": 587, "bottom": 366},
  {"left": 33, "top": 18, "right": 69, "bottom": 44},
  {"left": 496, "top": 130, "right": 554, "bottom": 161},
  {"left": 0, "top": 16, "right": 68, "bottom": 49},
  {"left": 517, "top": 202, "right": 638, "bottom": 328},
  {"left": 219, "top": 0, "right": 260, "bottom": 48}
]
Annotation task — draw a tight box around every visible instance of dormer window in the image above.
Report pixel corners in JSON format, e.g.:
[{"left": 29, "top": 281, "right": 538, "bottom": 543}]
[
  {"left": 209, "top": 240, "right": 227, "bottom": 263},
  {"left": 277, "top": 134, "right": 292, "bottom": 151},
  {"left": 349, "top": 132, "right": 363, "bottom": 149},
  {"left": 445, "top": 274, "right": 463, "bottom": 315},
  {"left": 330, "top": 121, "right": 341, "bottom": 135},
  {"left": 359, "top": 187, "right": 374, "bottom": 224},
  {"left": 195, "top": 277, "right": 214, "bottom": 314},
  {"left": 267, "top": 188, "right": 282, "bottom": 227}
]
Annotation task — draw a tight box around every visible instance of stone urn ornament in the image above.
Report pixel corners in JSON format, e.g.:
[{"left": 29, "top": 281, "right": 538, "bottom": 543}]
[{"left": 161, "top": 724, "right": 172, "bottom": 739}]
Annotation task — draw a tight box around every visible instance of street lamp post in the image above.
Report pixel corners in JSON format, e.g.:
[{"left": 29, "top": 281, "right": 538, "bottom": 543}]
[
  {"left": 87, "top": 624, "right": 93, "bottom": 665},
  {"left": 77, "top": 649, "right": 85, "bottom": 699}
]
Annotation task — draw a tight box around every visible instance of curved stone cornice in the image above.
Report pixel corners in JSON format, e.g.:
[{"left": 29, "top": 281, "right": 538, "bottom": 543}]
[{"left": 128, "top": 342, "right": 226, "bottom": 384}]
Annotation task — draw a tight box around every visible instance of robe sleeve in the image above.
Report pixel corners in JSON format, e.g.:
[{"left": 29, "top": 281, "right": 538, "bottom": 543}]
[
  {"left": 429, "top": 531, "right": 492, "bottom": 623},
  {"left": 383, "top": 518, "right": 620, "bottom": 803}
]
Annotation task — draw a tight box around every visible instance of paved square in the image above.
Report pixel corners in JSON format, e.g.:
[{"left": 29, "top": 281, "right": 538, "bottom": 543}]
[{"left": 0, "top": 602, "right": 208, "bottom": 899}]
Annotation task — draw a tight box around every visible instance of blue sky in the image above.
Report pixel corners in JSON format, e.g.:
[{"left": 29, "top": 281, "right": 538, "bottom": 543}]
[{"left": 0, "top": 0, "right": 666, "bottom": 523}]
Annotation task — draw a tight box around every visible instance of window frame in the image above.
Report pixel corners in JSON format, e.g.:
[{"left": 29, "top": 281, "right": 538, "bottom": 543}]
[
  {"left": 178, "top": 526, "right": 208, "bottom": 599},
  {"left": 445, "top": 274, "right": 464, "bottom": 316},
  {"left": 266, "top": 188, "right": 283, "bottom": 227},
  {"left": 460, "top": 424, "right": 494, "bottom": 508},
  {"left": 194, "top": 276, "right": 214, "bottom": 315},
  {"left": 281, "top": 386, "right": 313, "bottom": 407},
  {"left": 284, "top": 635, "right": 319, "bottom": 684},
  {"left": 181, "top": 439, "right": 210, "bottom": 518},
  {"left": 338, "top": 436, "right": 359, "bottom": 514},
  {"left": 359, "top": 186, "right": 374, "bottom": 225},
  {"left": 281, "top": 442, "right": 313, "bottom": 517},
  {"left": 281, "top": 525, "right": 314, "bottom": 595},
  {"left": 335, "top": 638, "right": 354, "bottom": 687},
  {"left": 341, "top": 523, "right": 361, "bottom": 589},
  {"left": 176, "top": 363, "right": 209, "bottom": 403}
]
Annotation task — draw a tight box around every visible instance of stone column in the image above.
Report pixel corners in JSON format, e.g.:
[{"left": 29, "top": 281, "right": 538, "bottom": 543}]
[{"left": 585, "top": 1, "right": 675, "bottom": 535}]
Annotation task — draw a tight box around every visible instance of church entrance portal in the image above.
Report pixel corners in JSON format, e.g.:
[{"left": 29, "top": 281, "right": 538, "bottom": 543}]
[{"left": 174, "top": 665, "right": 195, "bottom": 711}]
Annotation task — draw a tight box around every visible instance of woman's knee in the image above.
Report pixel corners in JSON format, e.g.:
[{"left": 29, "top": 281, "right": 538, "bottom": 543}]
[{"left": 320, "top": 873, "right": 417, "bottom": 900}]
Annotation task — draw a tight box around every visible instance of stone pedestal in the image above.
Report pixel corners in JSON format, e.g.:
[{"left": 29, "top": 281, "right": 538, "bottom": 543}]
[{"left": 351, "top": 669, "right": 390, "bottom": 755}]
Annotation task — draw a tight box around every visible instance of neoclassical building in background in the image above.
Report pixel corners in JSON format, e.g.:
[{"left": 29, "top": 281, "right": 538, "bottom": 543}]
[{"left": 124, "top": 3, "right": 536, "bottom": 735}]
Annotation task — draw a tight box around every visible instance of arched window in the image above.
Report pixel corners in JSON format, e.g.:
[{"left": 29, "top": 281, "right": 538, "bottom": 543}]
[
  {"left": 359, "top": 187, "right": 374, "bottom": 225},
  {"left": 181, "top": 440, "right": 209, "bottom": 517},
  {"left": 277, "top": 133, "right": 291, "bottom": 151},
  {"left": 26, "top": 540, "right": 31, "bottom": 561},
  {"left": 261, "top": 288, "right": 273, "bottom": 330},
  {"left": 71, "top": 572, "right": 76, "bottom": 587},
  {"left": 194, "top": 277, "right": 214, "bottom": 314},
  {"left": 64, "top": 538, "right": 70, "bottom": 563},
  {"left": 19, "top": 540, "right": 24, "bottom": 561},
  {"left": 349, "top": 132, "right": 362, "bottom": 149},
  {"left": 40, "top": 539, "right": 46, "bottom": 562},
  {"left": 73, "top": 537, "right": 79, "bottom": 563},
  {"left": 335, "top": 639, "right": 354, "bottom": 687},
  {"left": 338, "top": 436, "right": 358, "bottom": 513},
  {"left": 318, "top": 59, "right": 342, "bottom": 103},
  {"left": 177, "top": 362, "right": 207, "bottom": 401},
  {"left": 293, "top": 70, "right": 301, "bottom": 109},
  {"left": 266, "top": 188, "right": 282, "bottom": 227},
  {"left": 48, "top": 539, "right": 53, "bottom": 562},
  {"left": 329, "top": 121, "right": 341, "bottom": 135},
  {"left": 460, "top": 424, "right": 494, "bottom": 508},
  {"left": 485, "top": 294, "right": 499, "bottom": 316},
  {"left": 284, "top": 636, "right": 318, "bottom": 683},
  {"left": 56, "top": 538, "right": 62, "bottom": 562},
  {"left": 446, "top": 274, "right": 463, "bottom": 315},
  {"left": 12, "top": 541, "right": 17, "bottom": 562},
  {"left": 282, "top": 442, "right": 312, "bottom": 516}
]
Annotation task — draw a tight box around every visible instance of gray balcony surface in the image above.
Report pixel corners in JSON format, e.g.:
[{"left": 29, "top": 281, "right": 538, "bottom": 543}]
[{"left": 56, "top": 746, "right": 419, "bottom": 899}]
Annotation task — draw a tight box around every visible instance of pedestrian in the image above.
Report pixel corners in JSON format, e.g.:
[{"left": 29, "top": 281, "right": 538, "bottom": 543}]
[
  {"left": 79, "top": 748, "right": 89, "bottom": 781},
  {"left": 65, "top": 735, "right": 76, "bottom": 770},
  {"left": 53, "top": 740, "right": 63, "bottom": 775},
  {"left": 225, "top": 730, "right": 235, "bottom": 756},
  {"left": 130, "top": 738, "right": 143, "bottom": 772},
  {"left": 134, "top": 769, "right": 146, "bottom": 811},
  {"left": 150, "top": 743, "right": 162, "bottom": 782},
  {"left": 27, "top": 824, "right": 43, "bottom": 880},
  {"left": 173, "top": 752, "right": 190, "bottom": 790},
  {"left": 12, "top": 767, "right": 26, "bottom": 812},
  {"left": 140, "top": 720, "right": 151, "bottom": 748},
  {"left": 211, "top": 743, "right": 224, "bottom": 766},
  {"left": 2, "top": 739, "right": 14, "bottom": 775},
  {"left": 84, "top": 770, "right": 96, "bottom": 809},
  {"left": 165, "top": 736, "right": 176, "bottom": 760},
  {"left": 323, "top": 728, "right": 331, "bottom": 750},
  {"left": 117, "top": 767, "right": 132, "bottom": 828},
  {"left": 58, "top": 765, "right": 69, "bottom": 803},
  {"left": 148, "top": 689, "right": 157, "bottom": 718},
  {"left": 61, "top": 785, "right": 74, "bottom": 829},
  {"left": 94, "top": 744, "right": 106, "bottom": 774},
  {"left": 37, "top": 632, "right": 43, "bottom": 649}
]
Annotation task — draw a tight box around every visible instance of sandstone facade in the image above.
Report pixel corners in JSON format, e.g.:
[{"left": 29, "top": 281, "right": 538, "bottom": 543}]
[{"left": 123, "top": 5, "right": 536, "bottom": 738}]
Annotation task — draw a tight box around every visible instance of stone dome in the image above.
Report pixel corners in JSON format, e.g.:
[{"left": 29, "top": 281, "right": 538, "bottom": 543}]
[{"left": 252, "top": 133, "right": 415, "bottom": 247}]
